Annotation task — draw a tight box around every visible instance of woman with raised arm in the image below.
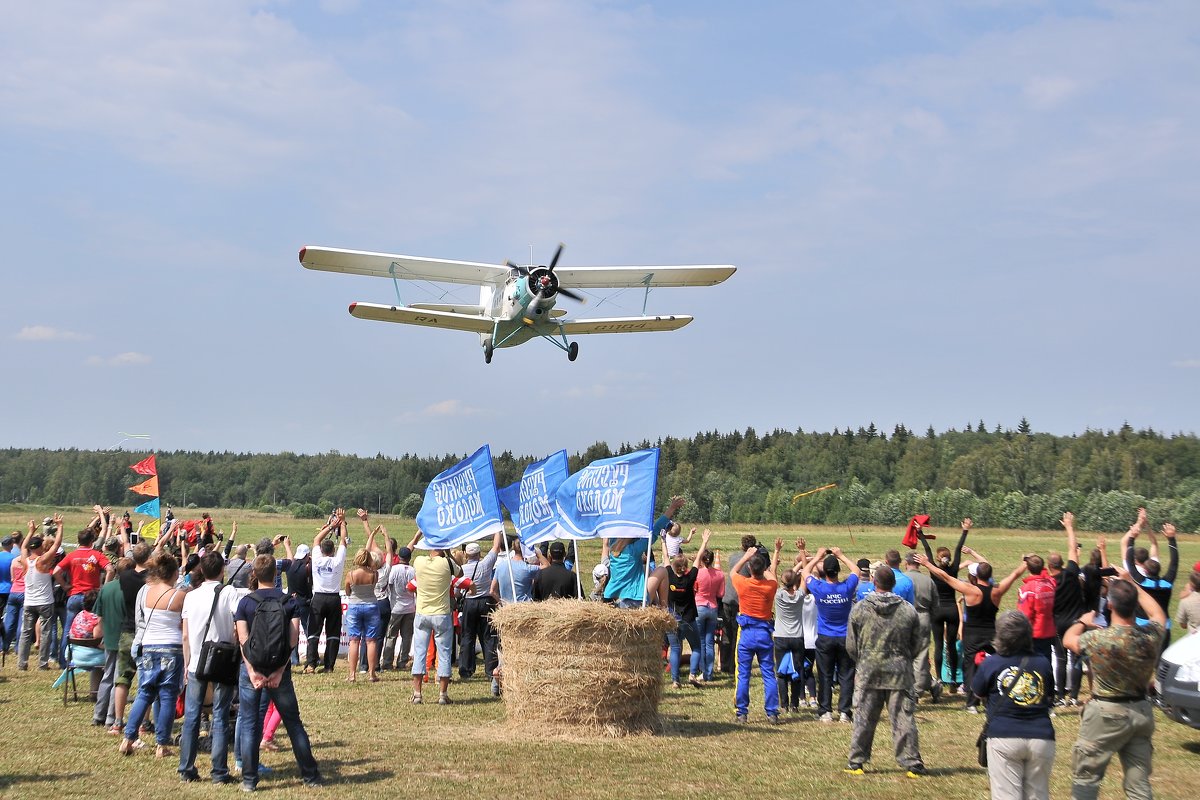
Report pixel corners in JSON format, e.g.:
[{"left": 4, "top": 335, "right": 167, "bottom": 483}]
[
  {"left": 692, "top": 534, "right": 724, "bottom": 683},
  {"left": 344, "top": 522, "right": 382, "bottom": 683},
  {"left": 918, "top": 517, "right": 971, "bottom": 699},
  {"left": 120, "top": 551, "right": 186, "bottom": 759},
  {"left": 916, "top": 552, "right": 1026, "bottom": 712},
  {"left": 666, "top": 530, "right": 709, "bottom": 688},
  {"left": 17, "top": 514, "right": 64, "bottom": 670}
]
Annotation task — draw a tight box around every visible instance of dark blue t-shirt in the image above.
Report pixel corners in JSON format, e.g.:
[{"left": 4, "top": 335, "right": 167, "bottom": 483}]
[
  {"left": 806, "top": 575, "right": 859, "bottom": 637},
  {"left": 234, "top": 587, "right": 298, "bottom": 631},
  {"left": 970, "top": 652, "right": 1055, "bottom": 740}
]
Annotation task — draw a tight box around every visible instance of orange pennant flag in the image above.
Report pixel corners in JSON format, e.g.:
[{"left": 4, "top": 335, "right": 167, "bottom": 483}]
[
  {"left": 129, "top": 476, "right": 159, "bottom": 497},
  {"left": 130, "top": 454, "right": 157, "bottom": 476}
]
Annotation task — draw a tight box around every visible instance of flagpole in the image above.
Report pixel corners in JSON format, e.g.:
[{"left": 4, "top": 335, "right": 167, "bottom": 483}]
[
  {"left": 572, "top": 539, "right": 582, "bottom": 599},
  {"left": 502, "top": 529, "right": 518, "bottom": 601},
  {"left": 641, "top": 535, "right": 653, "bottom": 609}
]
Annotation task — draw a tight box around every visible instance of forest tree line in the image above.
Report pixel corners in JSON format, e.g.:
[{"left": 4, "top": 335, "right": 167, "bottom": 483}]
[{"left": 2, "top": 419, "right": 1199, "bottom": 532}]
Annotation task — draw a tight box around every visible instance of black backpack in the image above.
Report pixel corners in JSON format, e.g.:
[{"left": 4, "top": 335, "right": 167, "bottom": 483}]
[{"left": 242, "top": 592, "right": 291, "bottom": 673}]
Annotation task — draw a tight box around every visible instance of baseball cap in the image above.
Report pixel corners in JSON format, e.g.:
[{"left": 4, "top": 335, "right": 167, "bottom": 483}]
[
  {"left": 967, "top": 563, "right": 979, "bottom": 578},
  {"left": 294, "top": 544, "right": 310, "bottom": 559},
  {"left": 0, "top": 535, "right": 12, "bottom": 547},
  {"left": 549, "top": 542, "right": 566, "bottom": 559},
  {"left": 397, "top": 547, "right": 412, "bottom": 560},
  {"left": 465, "top": 542, "right": 481, "bottom": 556},
  {"left": 856, "top": 558, "right": 871, "bottom": 572},
  {"left": 823, "top": 554, "right": 840, "bottom": 574}
]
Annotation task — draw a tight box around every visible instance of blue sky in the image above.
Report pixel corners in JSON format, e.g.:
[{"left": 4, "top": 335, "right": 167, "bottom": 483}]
[{"left": 2, "top": 0, "right": 1198, "bottom": 459}]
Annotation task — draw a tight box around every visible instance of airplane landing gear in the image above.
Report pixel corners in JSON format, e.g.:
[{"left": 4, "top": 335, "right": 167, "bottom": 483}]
[
  {"left": 484, "top": 344, "right": 494, "bottom": 364},
  {"left": 567, "top": 341, "right": 579, "bottom": 362}
]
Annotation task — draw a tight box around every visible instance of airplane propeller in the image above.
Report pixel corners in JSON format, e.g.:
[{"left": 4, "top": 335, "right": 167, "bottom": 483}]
[{"left": 506, "top": 243, "right": 586, "bottom": 303}]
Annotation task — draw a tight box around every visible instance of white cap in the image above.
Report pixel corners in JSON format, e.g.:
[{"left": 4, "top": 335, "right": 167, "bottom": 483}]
[
  {"left": 967, "top": 563, "right": 979, "bottom": 578},
  {"left": 295, "top": 544, "right": 310, "bottom": 559},
  {"left": 465, "top": 542, "right": 481, "bottom": 556}
]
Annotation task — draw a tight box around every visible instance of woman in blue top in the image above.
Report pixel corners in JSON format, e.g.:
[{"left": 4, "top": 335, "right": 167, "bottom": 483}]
[{"left": 971, "top": 610, "right": 1055, "bottom": 800}]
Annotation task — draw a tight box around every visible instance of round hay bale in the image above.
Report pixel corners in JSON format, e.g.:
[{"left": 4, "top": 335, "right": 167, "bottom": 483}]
[{"left": 491, "top": 599, "right": 676, "bottom": 737}]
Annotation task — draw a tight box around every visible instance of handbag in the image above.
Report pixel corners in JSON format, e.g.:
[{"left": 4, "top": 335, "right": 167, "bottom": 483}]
[{"left": 976, "top": 717, "right": 989, "bottom": 768}]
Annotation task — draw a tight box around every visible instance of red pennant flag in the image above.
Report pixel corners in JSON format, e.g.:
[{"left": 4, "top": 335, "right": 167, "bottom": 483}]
[
  {"left": 130, "top": 454, "right": 157, "bottom": 476},
  {"left": 129, "top": 476, "right": 160, "bottom": 497}
]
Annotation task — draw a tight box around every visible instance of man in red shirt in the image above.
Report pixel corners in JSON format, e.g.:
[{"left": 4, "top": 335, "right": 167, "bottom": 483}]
[
  {"left": 54, "top": 525, "right": 110, "bottom": 664},
  {"left": 1017, "top": 553, "right": 1057, "bottom": 687}
]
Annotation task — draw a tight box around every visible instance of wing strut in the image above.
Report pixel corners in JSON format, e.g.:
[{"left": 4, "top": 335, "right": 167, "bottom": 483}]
[{"left": 641, "top": 273, "right": 655, "bottom": 315}]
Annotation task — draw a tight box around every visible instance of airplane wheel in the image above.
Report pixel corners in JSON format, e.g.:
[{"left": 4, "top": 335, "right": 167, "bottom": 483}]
[
  {"left": 567, "top": 342, "right": 579, "bottom": 362},
  {"left": 484, "top": 345, "right": 494, "bottom": 364}
]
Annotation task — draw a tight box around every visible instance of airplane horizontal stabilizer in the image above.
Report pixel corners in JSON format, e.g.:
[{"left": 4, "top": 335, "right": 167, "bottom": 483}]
[{"left": 348, "top": 302, "right": 493, "bottom": 333}]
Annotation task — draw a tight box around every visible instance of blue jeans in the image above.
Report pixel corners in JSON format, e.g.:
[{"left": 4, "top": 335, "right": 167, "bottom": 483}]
[
  {"left": 411, "top": 613, "right": 453, "bottom": 678},
  {"left": 695, "top": 605, "right": 719, "bottom": 681},
  {"left": 735, "top": 616, "right": 779, "bottom": 717},
  {"left": 61, "top": 593, "right": 85, "bottom": 664},
  {"left": 179, "top": 671, "right": 234, "bottom": 780},
  {"left": 237, "top": 664, "right": 320, "bottom": 788},
  {"left": 290, "top": 599, "right": 311, "bottom": 666},
  {"left": 2, "top": 592, "right": 21, "bottom": 653},
  {"left": 124, "top": 645, "right": 184, "bottom": 745},
  {"left": 667, "top": 616, "right": 701, "bottom": 683}
]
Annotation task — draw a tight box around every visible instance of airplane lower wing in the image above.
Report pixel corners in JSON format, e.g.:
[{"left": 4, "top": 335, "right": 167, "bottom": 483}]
[
  {"left": 558, "top": 315, "right": 693, "bottom": 335},
  {"left": 348, "top": 302, "right": 493, "bottom": 333},
  {"left": 302, "top": 246, "right": 509, "bottom": 286}
]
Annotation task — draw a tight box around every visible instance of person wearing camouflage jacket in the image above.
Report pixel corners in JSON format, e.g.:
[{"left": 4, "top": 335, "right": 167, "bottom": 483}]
[{"left": 844, "top": 565, "right": 928, "bottom": 777}]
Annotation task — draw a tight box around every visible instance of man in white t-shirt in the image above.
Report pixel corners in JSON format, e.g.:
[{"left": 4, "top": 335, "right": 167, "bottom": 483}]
[
  {"left": 304, "top": 511, "right": 348, "bottom": 673},
  {"left": 382, "top": 547, "right": 417, "bottom": 670},
  {"left": 179, "top": 552, "right": 240, "bottom": 784}
]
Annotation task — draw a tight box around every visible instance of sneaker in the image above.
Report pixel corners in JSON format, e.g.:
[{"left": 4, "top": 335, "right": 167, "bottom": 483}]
[
  {"left": 241, "top": 783, "right": 256, "bottom": 793},
  {"left": 491, "top": 680, "right": 501, "bottom": 697},
  {"left": 906, "top": 764, "right": 929, "bottom": 778},
  {"left": 734, "top": 713, "right": 748, "bottom": 724},
  {"left": 1068, "top": 697, "right": 1080, "bottom": 707},
  {"left": 180, "top": 772, "right": 200, "bottom": 783},
  {"left": 671, "top": 681, "right": 682, "bottom": 689},
  {"left": 819, "top": 712, "right": 834, "bottom": 723},
  {"left": 303, "top": 776, "right": 325, "bottom": 788},
  {"left": 839, "top": 712, "right": 851, "bottom": 723},
  {"left": 689, "top": 675, "right": 704, "bottom": 688},
  {"left": 843, "top": 764, "right": 866, "bottom": 775},
  {"left": 1053, "top": 697, "right": 1067, "bottom": 708},
  {"left": 930, "top": 682, "right": 942, "bottom": 704},
  {"left": 212, "top": 776, "right": 237, "bottom": 785},
  {"left": 967, "top": 705, "right": 980, "bottom": 714},
  {"left": 411, "top": 693, "right": 423, "bottom": 704},
  {"left": 808, "top": 699, "right": 819, "bottom": 708},
  {"left": 438, "top": 693, "right": 452, "bottom": 705},
  {"left": 767, "top": 714, "right": 781, "bottom": 725}
]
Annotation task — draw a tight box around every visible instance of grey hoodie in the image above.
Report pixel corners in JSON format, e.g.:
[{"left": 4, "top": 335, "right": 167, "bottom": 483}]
[{"left": 846, "top": 591, "right": 922, "bottom": 690}]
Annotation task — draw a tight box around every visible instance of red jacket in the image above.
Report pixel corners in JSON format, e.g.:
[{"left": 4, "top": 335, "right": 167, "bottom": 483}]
[{"left": 1018, "top": 573, "right": 1057, "bottom": 639}]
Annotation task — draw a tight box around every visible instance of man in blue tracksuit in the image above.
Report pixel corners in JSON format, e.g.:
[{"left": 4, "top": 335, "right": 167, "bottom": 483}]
[{"left": 732, "top": 538, "right": 782, "bottom": 724}]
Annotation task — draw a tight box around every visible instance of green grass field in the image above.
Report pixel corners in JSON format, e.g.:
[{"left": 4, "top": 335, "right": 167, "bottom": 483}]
[{"left": 1, "top": 507, "right": 1198, "bottom": 799}]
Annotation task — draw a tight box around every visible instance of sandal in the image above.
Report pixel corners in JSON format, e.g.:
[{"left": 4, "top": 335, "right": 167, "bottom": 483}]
[
  {"left": 261, "top": 739, "right": 280, "bottom": 752},
  {"left": 118, "top": 739, "right": 136, "bottom": 756},
  {"left": 410, "top": 693, "right": 422, "bottom": 704},
  {"left": 155, "top": 745, "right": 172, "bottom": 759}
]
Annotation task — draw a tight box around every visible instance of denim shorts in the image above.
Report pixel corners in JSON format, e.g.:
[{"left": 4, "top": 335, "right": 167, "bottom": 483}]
[{"left": 345, "top": 602, "right": 381, "bottom": 640}]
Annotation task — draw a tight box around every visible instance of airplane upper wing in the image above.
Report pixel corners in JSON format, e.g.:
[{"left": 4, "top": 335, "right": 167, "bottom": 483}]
[
  {"left": 300, "top": 246, "right": 509, "bottom": 286},
  {"left": 348, "top": 302, "right": 493, "bottom": 333},
  {"left": 558, "top": 315, "right": 693, "bottom": 335},
  {"left": 552, "top": 265, "right": 735, "bottom": 289}
]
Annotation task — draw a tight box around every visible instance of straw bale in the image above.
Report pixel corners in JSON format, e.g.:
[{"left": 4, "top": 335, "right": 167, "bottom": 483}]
[{"left": 491, "top": 599, "right": 676, "bottom": 737}]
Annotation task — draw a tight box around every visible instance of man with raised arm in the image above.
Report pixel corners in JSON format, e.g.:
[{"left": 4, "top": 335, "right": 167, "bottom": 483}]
[
  {"left": 802, "top": 545, "right": 860, "bottom": 723},
  {"left": 731, "top": 537, "right": 782, "bottom": 724},
  {"left": 304, "top": 510, "right": 348, "bottom": 673},
  {"left": 1064, "top": 569, "right": 1166, "bottom": 800},
  {"left": 1122, "top": 507, "right": 1179, "bottom": 649},
  {"left": 1049, "top": 512, "right": 1087, "bottom": 705}
]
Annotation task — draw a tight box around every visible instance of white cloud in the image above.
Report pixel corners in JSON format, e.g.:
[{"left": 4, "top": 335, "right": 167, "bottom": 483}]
[
  {"left": 1024, "top": 76, "right": 1079, "bottom": 109},
  {"left": 1171, "top": 359, "right": 1200, "bottom": 369},
  {"left": 85, "top": 352, "right": 152, "bottom": 367},
  {"left": 14, "top": 325, "right": 89, "bottom": 341}
]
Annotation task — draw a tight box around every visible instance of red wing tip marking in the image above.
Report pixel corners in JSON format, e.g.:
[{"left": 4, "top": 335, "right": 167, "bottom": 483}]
[
  {"left": 298, "top": 246, "right": 306, "bottom": 263},
  {"left": 348, "top": 302, "right": 357, "bottom": 313}
]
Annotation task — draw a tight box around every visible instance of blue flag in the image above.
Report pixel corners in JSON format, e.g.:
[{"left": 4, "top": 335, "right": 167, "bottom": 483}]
[
  {"left": 416, "top": 445, "right": 505, "bottom": 550},
  {"left": 553, "top": 448, "right": 659, "bottom": 540},
  {"left": 501, "top": 450, "right": 569, "bottom": 546},
  {"left": 134, "top": 497, "right": 160, "bottom": 517}
]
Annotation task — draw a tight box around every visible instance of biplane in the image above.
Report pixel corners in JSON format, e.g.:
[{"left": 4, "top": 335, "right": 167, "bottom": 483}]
[{"left": 299, "top": 244, "right": 735, "bottom": 363}]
